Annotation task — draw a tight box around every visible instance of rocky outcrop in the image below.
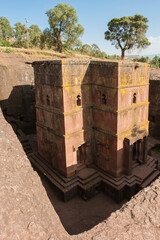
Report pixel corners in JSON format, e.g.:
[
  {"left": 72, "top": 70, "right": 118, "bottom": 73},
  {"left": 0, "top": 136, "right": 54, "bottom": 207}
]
[
  {"left": 150, "top": 68, "right": 160, "bottom": 81},
  {"left": 78, "top": 178, "right": 160, "bottom": 240},
  {"left": 0, "top": 53, "right": 36, "bottom": 133},
  {"left": 0, "top": 53, "right": 34, "bottom": 101},
  {"left": 0, "top": 109, "right": 70, "bottom": 240}
]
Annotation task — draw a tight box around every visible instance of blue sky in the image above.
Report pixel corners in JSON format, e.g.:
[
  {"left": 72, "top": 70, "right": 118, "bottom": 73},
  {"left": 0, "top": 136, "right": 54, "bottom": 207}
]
[{"left": 1, "top": 0, "right": 160, "bottom": 56}]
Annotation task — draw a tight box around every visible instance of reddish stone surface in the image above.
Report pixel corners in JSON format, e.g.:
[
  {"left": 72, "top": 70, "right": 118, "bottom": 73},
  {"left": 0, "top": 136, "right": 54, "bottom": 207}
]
[{"left": 33, "top": 60, "right": 149, "bottom": 178}]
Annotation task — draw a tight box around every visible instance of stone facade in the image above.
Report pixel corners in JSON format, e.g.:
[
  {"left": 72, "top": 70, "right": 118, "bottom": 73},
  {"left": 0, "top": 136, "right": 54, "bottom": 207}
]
[{"left": 33, "top": 59, "right": 149, "bottom": 178}]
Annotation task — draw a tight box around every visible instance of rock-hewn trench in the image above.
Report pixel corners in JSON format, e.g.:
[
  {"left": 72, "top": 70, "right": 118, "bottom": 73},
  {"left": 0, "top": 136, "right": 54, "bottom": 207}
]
[{"left": 0, "top": 53, "right": 160, "bottom": 239}]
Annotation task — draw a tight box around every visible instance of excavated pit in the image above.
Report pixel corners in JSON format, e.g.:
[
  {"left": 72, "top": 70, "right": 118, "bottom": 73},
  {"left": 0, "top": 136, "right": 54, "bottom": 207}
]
[
  {"left": 0, "top": 53, "right": 160, "bottom": 236},
  {"left": 0, "top": 95, "right": 126, "bottom": 234},
  {"left": 0, "top": 54, "right": 125, "bottom": 234}
]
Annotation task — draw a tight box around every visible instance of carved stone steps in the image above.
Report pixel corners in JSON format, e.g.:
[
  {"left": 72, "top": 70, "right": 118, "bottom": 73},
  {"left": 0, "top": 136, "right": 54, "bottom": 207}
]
[
  {"left": 141, "top": 170, "right": 160, "bottom": 188},
  {"left": 28, "top": 152, "right": 160, "bottom": 202}
]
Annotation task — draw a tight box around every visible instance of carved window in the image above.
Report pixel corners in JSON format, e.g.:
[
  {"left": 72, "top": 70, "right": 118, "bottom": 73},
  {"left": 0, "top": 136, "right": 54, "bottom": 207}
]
[
  {"left": 46, "top": 95, "right": 50, "bottom": 106},
  {"left": 77, "top": 95, "right": 81, "bottom": 106},
  {"left": 133, "top": 93, "right": 136, "bottom": 104},
  {"left": 135, "top": 65, "right": 139, "bottom": 70},
  {"left": 102, "top": 94, "right": 107, "bottom": 105}
]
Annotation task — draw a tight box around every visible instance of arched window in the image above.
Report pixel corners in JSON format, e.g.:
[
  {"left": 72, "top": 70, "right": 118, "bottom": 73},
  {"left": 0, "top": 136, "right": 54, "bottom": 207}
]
[
  {"left": 135, "top": 65, "right": 139, "bottom": 70},
  {"left": 102, "top": 94, "right": 107, "bottom": 105},
  {"left": 77, "top": 95, "right": 81, "bottom": 106},
  {"left": 46, "top": 95, "right": 50, "bottom": 106},
  {"left": 133, "top": 93, "right": 136, "bottom": 104}
]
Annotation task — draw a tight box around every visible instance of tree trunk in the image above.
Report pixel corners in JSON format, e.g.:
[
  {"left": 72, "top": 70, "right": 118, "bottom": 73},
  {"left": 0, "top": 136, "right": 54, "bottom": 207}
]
[
  {"left": 58, "top": 40, "right": 62, "bottom": 52},
  {"left": 121, "top": 49, "right": 125, "bottom": 60},
  {"left": 57, "top": 33, "right": 62, "bottom": 53}
]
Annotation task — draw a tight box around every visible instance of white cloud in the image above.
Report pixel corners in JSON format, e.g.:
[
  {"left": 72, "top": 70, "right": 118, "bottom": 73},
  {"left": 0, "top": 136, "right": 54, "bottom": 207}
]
[{"left": 130, "top": 36, "right": 160, "bottom": 56}]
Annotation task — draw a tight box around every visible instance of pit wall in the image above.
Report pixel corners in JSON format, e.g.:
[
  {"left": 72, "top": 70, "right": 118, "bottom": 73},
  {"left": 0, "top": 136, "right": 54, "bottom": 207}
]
[
  {"left": 149, "top": 79, "right": 160, "bottom": 139},
  {"left": 0, "top": 64, "right": 34, "bottom": 101},
  {"left": 0, "top": 60, "right": 36, "bottom": 134}
]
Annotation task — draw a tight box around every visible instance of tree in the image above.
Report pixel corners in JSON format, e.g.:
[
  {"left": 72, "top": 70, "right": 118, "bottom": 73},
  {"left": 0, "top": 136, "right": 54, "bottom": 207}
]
[
  {"left": 105, "top": 14, "right": 150, "bottom": 59},
  {"left": 150, "top": 56, "right": 160, "bottom": 68},
  {"left": 0, "top": 17, "right": 14, "bottom": 41},
  {"left": 14, "top": 22, "right": 26, "bottom": 40},
  {"left": 73, "top": 39, "right": 83, "bottom": 51},
  {"left": 92, "top": 44, "right": 101, "bottom": 57},
  {"left": 81, "top": 44, "right": 93, "bottom": 55},
  {"left": 46, "top": 3, "right": 84, "bottom": 52},
  {"left": 64, "top": 23, "right": 84, "bottom": 50},
  {"left": 136, "top": 56, "right": 149, "bottom": 63},
  {"left": 100, "top": 51, "right": 108, "bottom": 59},
  {"left": 29, "top": 25, "right": 42, "bottom": 47},
  {"left": 40, "top": 28, "right": 53, "bottom": 49}
]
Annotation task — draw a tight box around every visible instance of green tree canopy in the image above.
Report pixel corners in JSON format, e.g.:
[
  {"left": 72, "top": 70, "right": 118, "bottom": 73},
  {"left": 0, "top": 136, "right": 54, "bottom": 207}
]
[
  {"left": 73, "top": 39, "right": 83, "bottom": 51},
  {"left": 29, "top": 25, "right": 42, "bottom": 47},
  {"left": 0, "top": 17, "right": 14, "bottom": 41},
  {"left": 105, "top": 14, "right": 150, "bottom": 59},
  {"left": 136, "top": 56, "right": 149, "bottom": 63},
  {"left": 92, "top": 44, "right": 100, "bottom": 52},
  {"left": 100, "top": 51, "right": 108, "bottom": 59},
  {"left": 150, "top": 56, "right": 160, "bottom": 68},
  {"left": 46, "top": 3, "right": 84, "bottom": 52},
  {"left": 91, "top": 44, "right": 101, "bottom": 57},
  {"left": 81, "top": 44, "right": 93, "bottom": 55},
  {"left": 40, "top": 28, "right": 53, "bottom": 49},
  {"left": 14, "top": 22, "right": 26, "bottom": 40}
]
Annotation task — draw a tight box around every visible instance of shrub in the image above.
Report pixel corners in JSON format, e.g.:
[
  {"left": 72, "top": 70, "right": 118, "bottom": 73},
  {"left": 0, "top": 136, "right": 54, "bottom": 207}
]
[
  {"left": 12, "top": 40, "right": 27, "bottom": 48},
  {"left": 5, "top": 48, "right": 13, "bottom": 53},
  {"left": 0, "top": 40, "right": 11, "bottom": 47},
  {"left": 136, "top": 56, "right": 149, "bottom": 63}
]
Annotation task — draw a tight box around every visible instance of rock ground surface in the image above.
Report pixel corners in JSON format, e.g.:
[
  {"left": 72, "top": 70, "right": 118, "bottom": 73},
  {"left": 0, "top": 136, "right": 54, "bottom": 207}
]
[
  {"left": 0, "top": 109, "right": 70, "bottom": 240},
  {"left": 1, "top": 108, "right": 160, "bottom": 240},
  {"left": 150, "top": 68, "right": 160, "bottom": 80},
  {"left": 77, "top": 180, "right": 160, "bottom": 240}
]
